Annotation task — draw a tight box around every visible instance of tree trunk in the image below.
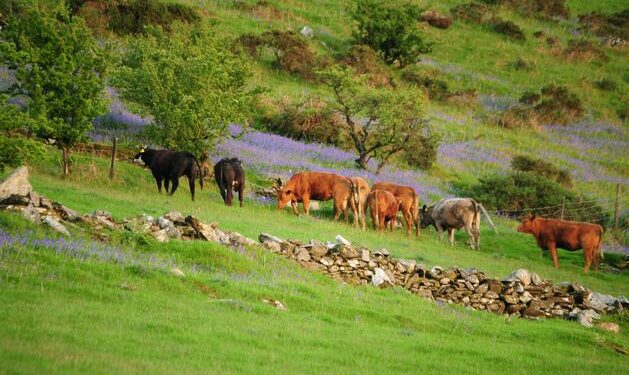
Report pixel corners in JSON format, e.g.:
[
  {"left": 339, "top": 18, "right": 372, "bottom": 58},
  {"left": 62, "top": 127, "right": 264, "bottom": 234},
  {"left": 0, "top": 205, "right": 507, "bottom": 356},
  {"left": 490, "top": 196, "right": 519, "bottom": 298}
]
[
  {"left": 355, "top": 153, "right": 369, "bottom": 170},
  {"left": 62, "top": 147, "right": 71, "bottom": 177}
]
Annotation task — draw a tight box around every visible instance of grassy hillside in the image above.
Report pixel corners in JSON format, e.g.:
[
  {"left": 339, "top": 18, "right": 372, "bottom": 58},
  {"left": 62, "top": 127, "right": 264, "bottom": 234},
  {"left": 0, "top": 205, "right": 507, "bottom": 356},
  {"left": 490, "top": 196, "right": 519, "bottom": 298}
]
[{"left": 0, "top": 152, "right": 627, "bottom": 374}]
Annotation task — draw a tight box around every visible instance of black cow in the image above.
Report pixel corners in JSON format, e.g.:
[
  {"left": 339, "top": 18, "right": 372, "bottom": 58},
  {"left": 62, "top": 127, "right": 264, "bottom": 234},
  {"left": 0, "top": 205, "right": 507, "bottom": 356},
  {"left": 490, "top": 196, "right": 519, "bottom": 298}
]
[
  {"left": 134, "top": 148, "right": 203, "bottom": 201},
  {"left": 214, "top": 158, "right": 245, "bottom": 207}
]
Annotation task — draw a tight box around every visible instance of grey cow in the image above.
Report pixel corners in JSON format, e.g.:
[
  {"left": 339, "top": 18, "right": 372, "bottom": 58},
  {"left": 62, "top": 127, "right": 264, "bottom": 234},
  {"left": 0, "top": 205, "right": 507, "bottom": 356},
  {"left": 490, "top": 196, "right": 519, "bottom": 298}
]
[{"left": 420, "top": 198, "right": 481, "bottom": 250}]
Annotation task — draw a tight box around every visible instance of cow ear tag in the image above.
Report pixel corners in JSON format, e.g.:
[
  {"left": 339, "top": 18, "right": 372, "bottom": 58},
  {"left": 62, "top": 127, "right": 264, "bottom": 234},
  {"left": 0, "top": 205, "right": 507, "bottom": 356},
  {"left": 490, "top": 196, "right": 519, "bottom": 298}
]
[{"left": 140, "top": 148, "right": 145, "bottom": 153}]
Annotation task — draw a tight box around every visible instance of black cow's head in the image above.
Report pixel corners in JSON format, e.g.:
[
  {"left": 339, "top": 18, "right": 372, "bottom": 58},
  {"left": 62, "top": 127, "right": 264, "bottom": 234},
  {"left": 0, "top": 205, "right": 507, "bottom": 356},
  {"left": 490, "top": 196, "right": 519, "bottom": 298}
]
[
  {"left": 133, "top": 146, "right": 150, "bottom": 166},
  {"left": 419, "top": 204, "right": 434, "bottom": 229}
]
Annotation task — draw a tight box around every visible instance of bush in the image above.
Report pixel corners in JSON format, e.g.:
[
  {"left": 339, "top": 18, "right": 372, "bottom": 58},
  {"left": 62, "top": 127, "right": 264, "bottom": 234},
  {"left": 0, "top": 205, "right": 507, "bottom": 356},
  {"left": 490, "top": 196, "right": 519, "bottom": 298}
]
[
  {"left": 349, "top": 0, "right": 433, "bottom": 67},
  {"left": 451, "top": 3, "right": 493, "bottom": 24},
  {"left": 579, "top": 10, "right": 629, "bottom": 41},
  {"left": 563, "top": 39, "right": 607, "bottom": 62},
  {"left": 264, "top": 96, "right": 345, "bottom": 146},
  {"left": 534, "top": 84, "right": 583, "bottom": 125},
  {"left": 238, "top": 30, "right": 316, "bottom": 79},
  {"left": 339, "top": 45, "right": 391, "bottom": 86},
  {"left": 494, "top": 105, "right": 539, "bottom": 129},
  {"left": 519, "top": 91, "right": 540, "bottom": 105},
  {"left": 107, "top": 0, "right": 200, "bottom": 35},
  {"left": 594, "top": 78, "right": 617, "bottom": 91},
  {"left": 453, "top": 172, "right": 609, "bottom": 225},
  {"left": 511, "top": 155, "right": 572, "bottom": 187},
  {"left": 480, "top": 0, "right": 569, "bottom": 19},
  {"left": 401, "top": 67, "right": 450, "bottom": 101},
  {"left": 488, "top": 18, "right": 525, "bottom": 40},
  {"left": 402, "top": 130, "right": 441, "bottom": 170}
]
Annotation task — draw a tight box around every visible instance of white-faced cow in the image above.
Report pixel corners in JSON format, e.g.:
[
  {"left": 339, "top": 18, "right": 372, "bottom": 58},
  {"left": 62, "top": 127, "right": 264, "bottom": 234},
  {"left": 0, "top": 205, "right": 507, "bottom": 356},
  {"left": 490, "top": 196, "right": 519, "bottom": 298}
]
[
  {"left": 134, "top": 148, "right": 203, "bottom": 201},
  {"left": 420, "top": 198, "right": 480, "bottom": 250},
  {"left": 214, "top": 158, "right": 245, "bottom": 207}
]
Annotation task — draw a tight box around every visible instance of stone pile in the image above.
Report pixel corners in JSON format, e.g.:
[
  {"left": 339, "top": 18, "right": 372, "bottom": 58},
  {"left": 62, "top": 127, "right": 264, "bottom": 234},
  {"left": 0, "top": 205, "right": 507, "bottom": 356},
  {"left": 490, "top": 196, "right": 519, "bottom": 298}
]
[{"left": 258, "top": 233, "right": 627, "bottom": 326}]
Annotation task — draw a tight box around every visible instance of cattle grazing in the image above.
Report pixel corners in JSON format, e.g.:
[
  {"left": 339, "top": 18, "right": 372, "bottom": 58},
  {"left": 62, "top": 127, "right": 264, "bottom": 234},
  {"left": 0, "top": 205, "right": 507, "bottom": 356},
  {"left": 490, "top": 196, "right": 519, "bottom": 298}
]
[
  {"left": 275, "top": 172, "right": 358, "bottom": 222},
  {"left": 517, "top": 214, "right": 603, "bottom": 273},
  {"left": 420, "top": 198, "right": 480, "bottom": 250},
  {"left": 134, "top": 148, "right": 203, "bottom": 201},
  {"left": 367, "top": 189, "right": 401, "bottom": 233},
  {"left": 371, "top": 182, "right": 420, "bottom": 237},
  {"left": 349, "top": 177, "right": 371, "bottom": 230},
  {"left": 214, "top": 158, "right": 245, "bottom": 207}
]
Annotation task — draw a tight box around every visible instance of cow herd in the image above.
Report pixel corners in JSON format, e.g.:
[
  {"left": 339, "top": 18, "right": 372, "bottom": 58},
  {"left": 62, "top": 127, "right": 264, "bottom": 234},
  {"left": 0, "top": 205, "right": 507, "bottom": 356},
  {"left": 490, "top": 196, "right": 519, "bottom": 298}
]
[{"left": 133, "top": 148, "right": 605, "bottom": 273}]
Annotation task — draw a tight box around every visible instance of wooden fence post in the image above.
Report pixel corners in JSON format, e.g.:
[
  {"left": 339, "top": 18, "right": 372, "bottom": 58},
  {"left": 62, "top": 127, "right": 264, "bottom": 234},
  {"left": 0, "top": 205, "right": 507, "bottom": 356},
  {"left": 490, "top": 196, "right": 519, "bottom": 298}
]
[
  {"left": 614, "top": 183, "right": 622, "bottom": 229},
  {"left": 109, "top": 136, "right": 117, "bottom": 180}
]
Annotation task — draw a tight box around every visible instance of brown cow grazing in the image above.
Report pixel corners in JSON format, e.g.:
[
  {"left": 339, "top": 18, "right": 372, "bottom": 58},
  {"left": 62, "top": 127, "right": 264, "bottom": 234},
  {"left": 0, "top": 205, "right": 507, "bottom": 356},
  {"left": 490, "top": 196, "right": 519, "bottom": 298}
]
[
  {"left": 276, "top": 172, "right": 358, "bottom": 222},
  {"left": 349, "top": 177, "right": 371, "bottom": 230},
  {"left": 517, "top": 214, "right": 604, "bottom": 273},
  {"left": 367, "top": 190, "right": 401, "bottom": 233},
  {"left": 371, "top": 182, "right": 420, "bottom": 237}
]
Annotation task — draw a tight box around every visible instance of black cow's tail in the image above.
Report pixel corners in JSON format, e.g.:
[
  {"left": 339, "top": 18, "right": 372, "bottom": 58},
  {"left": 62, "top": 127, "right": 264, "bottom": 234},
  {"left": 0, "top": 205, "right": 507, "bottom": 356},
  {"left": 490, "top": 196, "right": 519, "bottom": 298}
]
[{"left": 193, "top": 155, "right": 204, "bottom": 190}]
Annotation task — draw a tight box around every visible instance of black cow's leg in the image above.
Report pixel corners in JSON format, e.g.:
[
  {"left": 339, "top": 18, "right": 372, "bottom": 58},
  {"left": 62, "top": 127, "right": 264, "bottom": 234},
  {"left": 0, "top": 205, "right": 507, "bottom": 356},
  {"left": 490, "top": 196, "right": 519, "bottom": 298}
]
[
  {"left": 226, "top": 178, "right": 234, "bottom": 206},
  {"left": 170, "top": 178, "right": 179, "bottom": 196},
  {"left": 155, "top": 176, "right": 163, "bottom": 193},
  {"left": 188, "top": 174, "right": 195, "bottom": 201},
  {"left": 238, "top": 185, "right": 244, "bottom": 207},
  {"left": 164, "top": 179, "right": 170, "bottom": 194}
]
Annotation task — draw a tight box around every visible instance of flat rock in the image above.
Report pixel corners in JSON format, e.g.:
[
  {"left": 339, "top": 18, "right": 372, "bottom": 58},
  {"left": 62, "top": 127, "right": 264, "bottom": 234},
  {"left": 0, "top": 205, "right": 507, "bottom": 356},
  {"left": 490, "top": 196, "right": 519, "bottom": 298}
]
[
  {"left": 259, "top": 233, "right": 284, "bottom": 244},
  {"left": 372, "top": 267, "right": 392, "bottom": 287},
  {"left": 335, "top": 234, "right": 351, "bottom": 246},
  {"left": 170, "top": 267, "right": 185, "bottom": 278},
  {"left": 504, "top": 269, "right": 532, "bottom": 287},
  {"left": 295, "top": 248, "right": 311, "bottom": 262},
  {"left": 0, "top": 166, "right": 32, "bottom": 202},
  {"left": 43, "top": 216, "right": 70, "bottom": 236}
]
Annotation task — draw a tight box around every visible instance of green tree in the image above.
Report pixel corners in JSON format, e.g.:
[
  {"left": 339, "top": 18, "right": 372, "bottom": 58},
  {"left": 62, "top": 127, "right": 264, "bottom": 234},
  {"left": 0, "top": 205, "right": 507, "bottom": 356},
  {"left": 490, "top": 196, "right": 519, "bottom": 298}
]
[
  {"left": 318, "top": 66, "right": 436, "bottom": 172},
  {"left": 349, "top": 0, "right": 433, "bottom": 67},
  {"left": 0, "top": 96, "right": 45, "bottom": 170},
  {"left": 0, "top": 4, "right": 107, "bottom": 176},
  {"left": 112, "top": 24, "right": 255, "bottom": 156}
]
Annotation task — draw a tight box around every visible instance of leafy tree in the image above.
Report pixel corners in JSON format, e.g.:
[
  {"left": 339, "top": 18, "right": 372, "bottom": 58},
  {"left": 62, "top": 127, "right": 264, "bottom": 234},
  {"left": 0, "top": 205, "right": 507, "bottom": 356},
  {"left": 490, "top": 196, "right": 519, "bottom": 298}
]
[
  {"left": 349, "top": 0, "right": 433, "bottom": 67},
  {"left": 0, "top": 96, "right": 45, "bottom": 170},
  {"left": 318, "top": 66, "right": 436, "bottom": 172},
  {"left": 0, "top": 4, "right": 107, "bottom": 176},
  {"left": 112, "top": 23, "right": 256, "bottom": 156}
]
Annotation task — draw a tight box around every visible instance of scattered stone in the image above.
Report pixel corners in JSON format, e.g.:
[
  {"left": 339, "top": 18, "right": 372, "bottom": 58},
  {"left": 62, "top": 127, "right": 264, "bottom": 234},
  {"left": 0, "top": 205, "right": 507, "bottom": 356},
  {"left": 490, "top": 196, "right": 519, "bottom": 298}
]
[
  {"left": 335, "top": 234, "right": 351, "bottom": 246},
  {"left": 374, "top": 248, "right": 390, "bottom": 257},
  {"left": 262, "top": 298, "right": 287, "bottom": 311},
  {"left": 0, "top": 166, "right": 32, "bottom": 202},
  {"left": 504, "top": 269, "right": 532, "bottom": 286},
  {"left": 372, "top": 267, "right": 392, "bottom": 287},
  {"left": 151, "top": 229, "right": 170, "bottom": 243},
  {"left": 42, "top": 216, "right": 70, "bottom": 236},
  {"left": 360, "top": 249, "right": 371, "bottom": 262},
  {"left": 164, "top": 211, "right": 186, "bottom": 225},
  {"left": 596, "top": 322, "right": 620, "bottom": 333},
  {"left": 170, "top": 267, "right": 185, "bottom": 278},
  {"left": 259, "top": 233, "right": 284, "bottom": 244},
  {"left": 28, "top": 191, "right": 40, "bottom": 207},
  {"left": 300, "top": 25, "right": 314, "bottom": 38},
  {"left": 295, "top": 248, "right": 311, "bottom": 262},
  {"left": 576, "top": 309, "right": 600, "bottom": 328},
  {"left": 22, "top": 204, "right": 41, "bottom": 224}
]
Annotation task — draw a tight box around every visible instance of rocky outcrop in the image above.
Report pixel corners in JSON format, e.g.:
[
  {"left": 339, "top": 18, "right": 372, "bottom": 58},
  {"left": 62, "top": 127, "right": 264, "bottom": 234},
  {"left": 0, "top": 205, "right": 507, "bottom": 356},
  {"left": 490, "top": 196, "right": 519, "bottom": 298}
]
[
  {"left": 258, "top": 233, "right": 627, "bottom": 326},
  {"left": 0, "top": 166, "right": 32, "bottom": 203}
]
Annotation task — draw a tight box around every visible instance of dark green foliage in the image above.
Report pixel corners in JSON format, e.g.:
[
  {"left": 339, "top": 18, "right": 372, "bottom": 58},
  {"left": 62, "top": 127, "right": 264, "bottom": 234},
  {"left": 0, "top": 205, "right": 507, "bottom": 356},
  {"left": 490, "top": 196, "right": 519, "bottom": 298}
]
[
  {"left": 0, "top": 97, "right": 46, "bottom": 170},
  {"left": 512, "top": 57, "right": 534, "bottom": 71},
  {"left": 401, "top": 66, "right": 450, "bottom": 101},
  {"left": 339, "top": 44, "right": 391, "bottom": 86},
  {"left": 488, "top": 18, "right": 525, "bottom": 40},
  {"left": 453, "top": 172, "right": 609, "bottom": 225},
  {"left": 238, "top": 30, "right": 316, "bottom": 79},
  {"left": 534, "top": 84, "right": 584, "bottom": 125},
  {"left": 511, "top": 155, "right": 572, "bottom": 187},
  {"left": 0, "top": 4, "right": 107, "bottom": 175},
  {"left": 519, "top": 91, "right": 541, "bottom": 105},
  {"left": 451, "top": 3, "right": 493, "bottom": 24},
  {"left": 349, "top": 0, "right": 433, "bottom": 68},
  {"left": 265, "top": 96, "right": 345, "bottom": 146},
  {"left": 594, "top": 78, "right": 617, "bottom": 91},
  {"left": 402, "top": 130, "right": 441, "bottom": 170},
  {"left": 579, "top": 9, "right": 629, "bottom": 40},
  {"left": 107, "top": 0, "right": 200, "bottom": 34},
  {"left": 480, "top": 0, "right": 569, "bottom": 18}
]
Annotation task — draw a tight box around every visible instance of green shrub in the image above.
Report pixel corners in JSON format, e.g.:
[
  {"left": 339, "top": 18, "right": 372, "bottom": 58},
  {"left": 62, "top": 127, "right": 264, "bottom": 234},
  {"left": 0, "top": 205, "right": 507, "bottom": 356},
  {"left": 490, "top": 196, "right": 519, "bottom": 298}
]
[
  {"left": 264, "top": 96, "right": 345, "bottom": 146},
  {"left": 453, "top": 172, "right": 609, "bottom": 225},
  {"left": 451, "top": 3, "right": 493, "bottom": 24},
  {"left": 349, "top": 0, "right": 433, "bottom": 67},
  {"left": 511, "top": 155, "right": 572, "bottom": 187},
  {"left": 401, "top": 67, "right": 450, "bottom": 101},
  {"left": 239, "top": 30, "right": 316, "bottom": 79},
  {"left": 594, "top": 78, "right": 617, "bottom": 91},
  {"left": 402, "top": 130, "right": 441, "bottom": 170},
  {"left": 339, "top": 44, "right": 391, "bottom": 86},
  {"left": 519, "top": 91, "right": 540, "bottom": 105},
  {"left": 488, "top": 18, "right": 525, "bottom": 40},
  {"left": 534, "top": 84, "right": 583, "bottom": 125}
]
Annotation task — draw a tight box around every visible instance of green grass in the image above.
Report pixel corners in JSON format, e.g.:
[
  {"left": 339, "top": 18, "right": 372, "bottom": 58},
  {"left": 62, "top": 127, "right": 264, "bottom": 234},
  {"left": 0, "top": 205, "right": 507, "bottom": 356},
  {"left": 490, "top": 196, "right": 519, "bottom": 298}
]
[{"left": 1, "top": 152, "right": 627, "bottom": 373}]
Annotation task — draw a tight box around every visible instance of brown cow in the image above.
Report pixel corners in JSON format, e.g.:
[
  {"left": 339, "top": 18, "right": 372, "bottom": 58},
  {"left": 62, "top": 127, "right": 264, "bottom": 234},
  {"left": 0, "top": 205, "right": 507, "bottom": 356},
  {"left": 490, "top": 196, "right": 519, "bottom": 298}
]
[
  {"left": 349, "top": 177, "right": 371, "bottom": 230},
  {"left": 371, "top": 182, "right": 420, "bottom": 237},
  {"left": 517, "top": 214, "right": 604, "bottom": 273},
  {"left": 276, "top": 172, "right": 358, "bottom": 222},
  {"left": 367, "top": 189, "right": 401, "bottom": 233}
]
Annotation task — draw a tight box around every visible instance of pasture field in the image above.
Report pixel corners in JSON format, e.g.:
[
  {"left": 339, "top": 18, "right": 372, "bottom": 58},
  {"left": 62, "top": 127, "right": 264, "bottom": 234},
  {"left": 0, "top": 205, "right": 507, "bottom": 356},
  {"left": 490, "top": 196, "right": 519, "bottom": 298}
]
[{"left": 0, "top": 152, "right": 627, "bottom": 374}]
